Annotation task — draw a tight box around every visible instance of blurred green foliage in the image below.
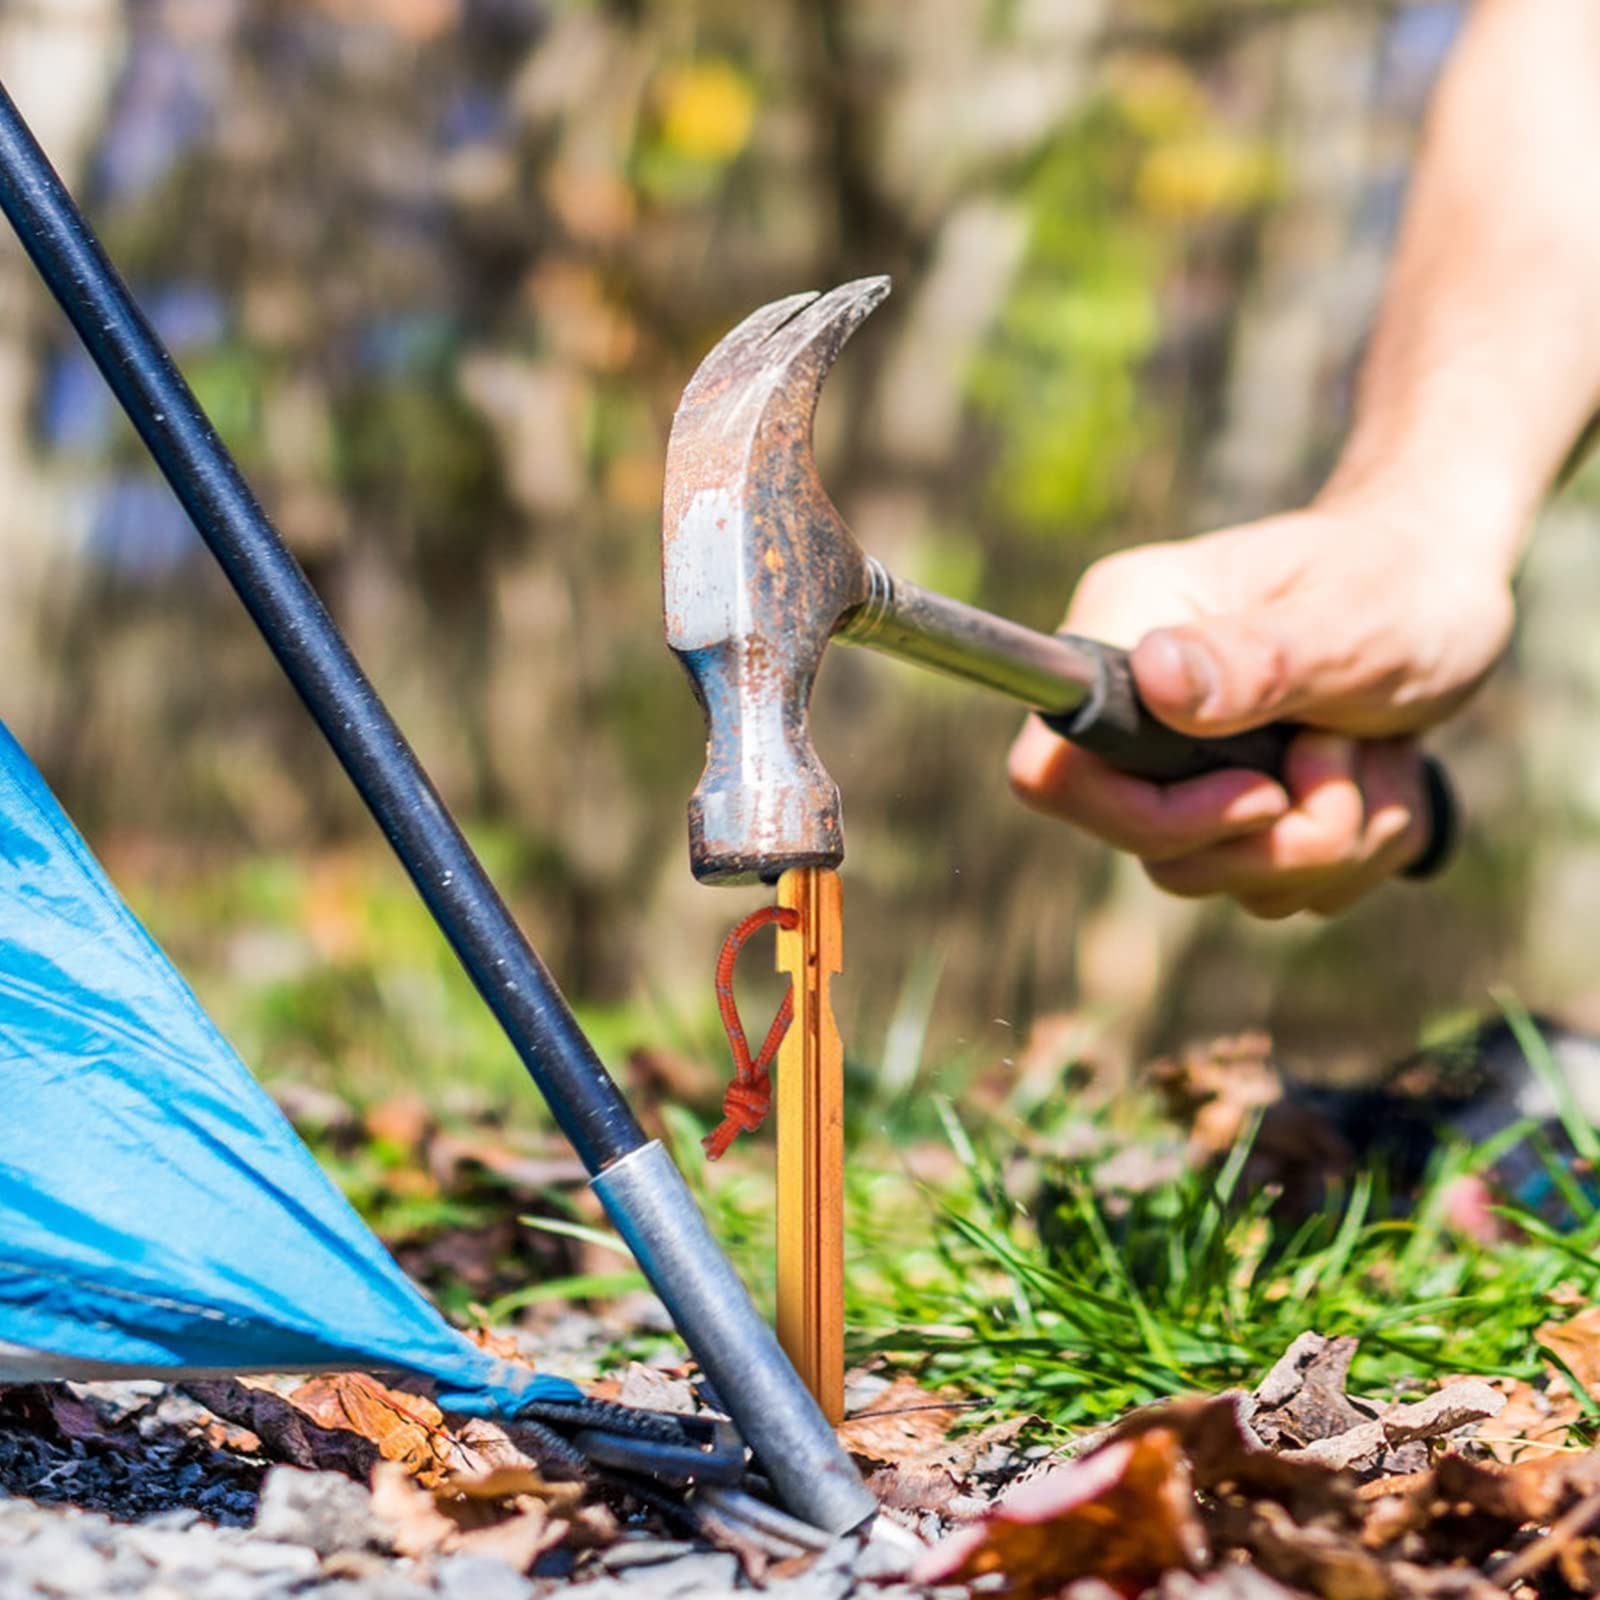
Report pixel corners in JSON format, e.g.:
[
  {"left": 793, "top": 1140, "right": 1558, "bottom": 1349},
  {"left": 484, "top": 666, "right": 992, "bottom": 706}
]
[{"left": 4, "top": 0, "right": 1566, "bottom": 1097}]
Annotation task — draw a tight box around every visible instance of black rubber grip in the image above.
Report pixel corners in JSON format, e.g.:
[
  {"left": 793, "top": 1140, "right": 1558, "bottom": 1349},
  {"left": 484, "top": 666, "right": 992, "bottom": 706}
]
[{"left": 1038, "top": 636, "right": 1457, "bottom": 881}]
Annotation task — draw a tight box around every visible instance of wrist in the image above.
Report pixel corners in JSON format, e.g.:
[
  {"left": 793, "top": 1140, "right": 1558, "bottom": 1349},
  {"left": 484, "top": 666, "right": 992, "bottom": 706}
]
[{"left": 1312, "top": 457, "right": 1531, "bottom": 587}]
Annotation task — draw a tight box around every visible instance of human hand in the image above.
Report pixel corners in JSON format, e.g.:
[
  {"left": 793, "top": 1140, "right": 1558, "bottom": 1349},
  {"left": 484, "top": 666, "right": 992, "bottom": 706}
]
[{"left": 1007, "top": 501, "right": 1513, "bottom": 916}]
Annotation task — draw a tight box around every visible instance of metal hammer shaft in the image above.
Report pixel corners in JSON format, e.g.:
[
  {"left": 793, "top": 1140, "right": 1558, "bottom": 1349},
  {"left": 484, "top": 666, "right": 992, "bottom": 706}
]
[
  {"left": 837, "top": 555, "right": 1309, "bottom": 782},
  {"left": 0, "top": 80, "right": 874, "bottom": 1536},
  {"left": 838, "top": 556, "right": 1454, "bottom": 877},
  {"left": 840, "top": 557, "right": 1104, "bottom": 716}
]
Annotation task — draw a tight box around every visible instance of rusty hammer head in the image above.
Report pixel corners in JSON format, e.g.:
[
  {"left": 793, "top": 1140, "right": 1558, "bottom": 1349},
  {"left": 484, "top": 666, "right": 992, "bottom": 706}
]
[{"left": 662, "top": 277, "right": 890, "bottom": 885}]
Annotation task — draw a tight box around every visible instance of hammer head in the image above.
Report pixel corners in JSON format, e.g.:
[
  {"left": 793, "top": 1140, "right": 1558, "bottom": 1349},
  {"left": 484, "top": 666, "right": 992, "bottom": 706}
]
[{"left": 662, "top": 277, "right": 890, "bottom": 885}]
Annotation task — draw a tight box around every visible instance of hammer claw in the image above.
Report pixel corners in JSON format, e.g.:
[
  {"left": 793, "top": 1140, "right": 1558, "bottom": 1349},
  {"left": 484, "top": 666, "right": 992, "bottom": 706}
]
[{"left": 662, "top": 277, "right": 893, "bottom": 884}]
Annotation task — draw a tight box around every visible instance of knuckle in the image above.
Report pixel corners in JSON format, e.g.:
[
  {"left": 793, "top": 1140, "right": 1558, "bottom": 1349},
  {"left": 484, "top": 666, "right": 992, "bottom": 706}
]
[
  {"left": 1071, "top": 546, "right": 1175, "bottom": 620},
  {"left": 1236, "top": 632, "right": 1294, "bottom": 713}
]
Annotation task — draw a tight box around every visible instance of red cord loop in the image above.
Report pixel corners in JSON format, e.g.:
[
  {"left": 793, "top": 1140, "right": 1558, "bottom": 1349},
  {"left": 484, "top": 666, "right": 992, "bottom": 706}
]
[{"left": 704, "top": 905, "right": 800, "bottom": 1161}]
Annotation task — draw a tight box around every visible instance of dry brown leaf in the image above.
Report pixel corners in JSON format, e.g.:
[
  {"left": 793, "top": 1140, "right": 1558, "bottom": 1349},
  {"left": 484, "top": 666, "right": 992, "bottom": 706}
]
[
  {"left": 454, "top": 1510, "right": 568, "bottom": 1571},
  {"left": 370, "top": 1460, "right": 457, "bottom": 1557},
  {"left": 1558, "top": 1534, "right": 1600, "bottom": 1592},
  {"left": 836, "top": 1375, "right": 964, "bottom": 1465},
  {"left": 864, "top": 1414, "right": 1037, "bottom": 1519},
  {"left": 1251, "top": 1335, "right": 1370, "bottom": 1450},
  {"left": 363, "top": 1095, "right": 431, "bottom": 1151},
  {"left": 0, "top": 1386, "right": 137, "bottom": 1454},
  {"left": 1113, "top": 1392, "right": 1353, "bottom": 1512},
  {"left": 912, "top": 1428, "right": 1208, "bottom": 1600},
  {"left": 427, "top": 1132, "right": 585, "bottom": 1196},
  {"left": 437, "top": 1465, "right": 582, "bottom": 1509},
  {"left": 370, "top": 1454, "right": 578, "bottom": 1570},
  {"left": 1280, "top": 1422, "right": 1387, "bottom": 1473},
  {"left": 186, "top": 1379, "right": 380, "bottom": 1478},
  {"left": 290, "top": 1373, "right": 451, "bottom": 1481},
  {"left": 1482, "top": 1376, "right": 1581, "bottom": 1464},
  {"left": 286, "top": 1372, "right": 490, "bottom": 1488},
  {"left": 624, "top": 1043, "right": 720, "bottom": 1106},
  {"left": 1147, "top": 1032, "right": 1281, "bottom": 1159},
  {"left": 1537, "top": 1305, "right": 1600, "bottom": 1399},
  {"left": 1381, "top": 1380, "right": 1503, "bottom": 1445},
  {"left": 1209, "top": 1497, "right": 1389, "bottom": 1600},
  {"left": 463, "top": 1326, "right": 524, "bottom": 1364},
  {"left": 615, "top": 1362, "right": 697, "bottom": 1415}
]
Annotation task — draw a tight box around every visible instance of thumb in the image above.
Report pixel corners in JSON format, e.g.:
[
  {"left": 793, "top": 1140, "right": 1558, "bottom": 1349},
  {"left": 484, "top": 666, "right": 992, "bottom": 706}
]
[{"left": 1129, "top": 608, "right": 1342, "bottom": 737}]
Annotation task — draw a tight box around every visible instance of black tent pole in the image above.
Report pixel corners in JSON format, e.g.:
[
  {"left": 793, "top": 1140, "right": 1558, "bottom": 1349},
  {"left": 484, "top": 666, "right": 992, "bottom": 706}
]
[{"left": 0, "top": 81, "right": 873, "bottom": 1535}]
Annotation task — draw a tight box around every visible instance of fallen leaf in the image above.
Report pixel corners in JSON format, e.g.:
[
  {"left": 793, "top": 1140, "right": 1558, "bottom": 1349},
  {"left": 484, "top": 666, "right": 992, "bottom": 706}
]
[
  {"left": 624, "top": 1043, "right": 720, "bottom": 1106},
  {"left": 1381, "top": 1380, "right": 1503, "bottom": 1444},
  {"left": 363, "top": 1094, "right": 431, "bottom": 1151},
  {"left": 912, "top": 1429, "right": 1208, "bottom": 1600},
  {"left": 427, "top": 1132, "right": 585, "bottom": 1196},
  {"left": 836, "top": 1375, "right": 964, "bottom": 1464},
  {"left": 1208, "top": 1497, "right": 1389, "bottom": 1600},
  {"left": 1559, "top": 1533, "right": 1600, "bottom": 1592},
  {"left": 1481, "top": 1376, "right": 1581, "bottom": 1464},
  {"left": 370, "top": 1460, "right": 457, "bottom": 1557},
  {"left": 288, "top": 1373, "right": 462, "bottom": 1487},
  {"left": 864, "top": 1414, "right": 1038, "bottom": 1519},
  {"left": 1147, "top": 1032, "right": 1281, "bottom": 1159},
  {"left": 1255, "top": 1331, "right": 1328, "bottom": 1409},
  {"left": 1537, "top": 1305, "right": 1600, "bottom": 1399},
  {"left": 1113, "top": 1392, "right": 1353, "bottom": 1510},
  {"left": 437, "top": 1464, "right": 582, "bottom": 1508},
  {"left": 185, "top": 1379, "right": 379, "bottom": 1478},
  {"left": 1251, "top": 1335, "right": 1371, "bottom": 1449},
  {"left": 0, "top": 1385, "right": 136, "bottom": 1453},
  {"left": 615, "top": 1363, "right": 697, "bottom": 1416},
  {"left": 1280, "top": 1420, "right": 1387, "bottom": 1473},
  {"left": 463, "top": 1326, "right": 524, "bottom": 1364},
  {"left": 455, "top": 1509, "right": 568, "bottom": 1570}
]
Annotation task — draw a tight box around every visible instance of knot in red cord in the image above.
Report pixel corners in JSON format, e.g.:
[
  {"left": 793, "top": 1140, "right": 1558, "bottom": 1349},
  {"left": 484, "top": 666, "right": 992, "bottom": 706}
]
[{"left": 703, "top": 904, "right": 800, "bottom": 1162}]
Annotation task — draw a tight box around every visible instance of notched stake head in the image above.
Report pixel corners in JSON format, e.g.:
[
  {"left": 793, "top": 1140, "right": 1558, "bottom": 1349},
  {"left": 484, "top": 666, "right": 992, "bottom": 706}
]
[{"left": 662, "top": 278, "right": 891, "bottom": 884}]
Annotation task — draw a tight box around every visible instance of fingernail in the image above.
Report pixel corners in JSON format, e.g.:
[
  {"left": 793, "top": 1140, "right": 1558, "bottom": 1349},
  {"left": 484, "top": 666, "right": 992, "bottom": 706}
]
[
  {"left": 1229, "top": 783, "right": 1290, "bottom": 825},
  {"left": 1176, "top": 641, "right": 1216, "bottom": 711}
]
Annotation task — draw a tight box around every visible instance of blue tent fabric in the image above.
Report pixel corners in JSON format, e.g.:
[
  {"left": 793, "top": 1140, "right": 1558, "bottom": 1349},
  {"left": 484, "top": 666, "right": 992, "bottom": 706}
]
[{"left": 0, "top": 718, "right": 578, "bottom": 1415}]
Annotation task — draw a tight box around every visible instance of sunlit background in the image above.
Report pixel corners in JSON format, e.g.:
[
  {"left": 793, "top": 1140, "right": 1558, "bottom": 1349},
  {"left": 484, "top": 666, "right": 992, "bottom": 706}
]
[{"left": 0, "top": 0, "right": 1590, "bottom": 1119}]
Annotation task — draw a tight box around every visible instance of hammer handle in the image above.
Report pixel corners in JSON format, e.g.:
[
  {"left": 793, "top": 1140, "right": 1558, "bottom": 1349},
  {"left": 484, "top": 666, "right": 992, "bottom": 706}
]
[{"left": 1039, "top": 638, "right": 1457, "bottom": 880}]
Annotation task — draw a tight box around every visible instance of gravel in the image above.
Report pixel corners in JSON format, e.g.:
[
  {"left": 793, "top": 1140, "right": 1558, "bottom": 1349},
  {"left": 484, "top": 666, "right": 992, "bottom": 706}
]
[{"left": 0, "top": 1381, "right": 959, "bottom": 1599}]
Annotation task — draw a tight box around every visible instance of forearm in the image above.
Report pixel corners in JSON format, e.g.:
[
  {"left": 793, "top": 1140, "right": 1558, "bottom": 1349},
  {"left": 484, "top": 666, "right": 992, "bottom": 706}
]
[{"left": 1320, "top": 0, "right": 1600, "bottom": 579}]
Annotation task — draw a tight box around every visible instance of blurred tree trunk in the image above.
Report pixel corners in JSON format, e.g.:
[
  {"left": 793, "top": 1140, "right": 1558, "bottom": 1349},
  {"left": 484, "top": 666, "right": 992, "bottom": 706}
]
[{"left": 0, "top": 0, "right": 125, "bottom": 745}]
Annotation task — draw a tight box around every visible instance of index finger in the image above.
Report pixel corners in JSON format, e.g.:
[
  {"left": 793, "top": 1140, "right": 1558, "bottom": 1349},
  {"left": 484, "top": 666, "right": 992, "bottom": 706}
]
[{"left": 1008, "top": 715, "right": 1289, "bottom": 861}]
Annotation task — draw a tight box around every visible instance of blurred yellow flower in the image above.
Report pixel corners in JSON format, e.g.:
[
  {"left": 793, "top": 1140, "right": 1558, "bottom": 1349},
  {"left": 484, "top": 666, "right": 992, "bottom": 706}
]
[
  {"left": 658, "top": 60, "right": 757, "bottom": 164},
  {"left": 1136, "top": 136, "right": 1277, "bottom": 221}
]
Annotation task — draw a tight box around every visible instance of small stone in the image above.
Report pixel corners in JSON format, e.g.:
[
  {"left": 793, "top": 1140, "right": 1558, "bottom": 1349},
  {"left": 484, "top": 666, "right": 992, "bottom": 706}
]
[
  {"left": 9, "top": 1534, "right": 110, "bottom": 1595},
  {"left": 252, "top": 1466, "right": 386, "bottom": 1557},
  {"left": 433, "top": 1551, "right": 537, "bottom": 1600},
  {"left": 125, "top": 1524, "right": 237, "bottom": 1572},
  {"left": 614, "top": 1551, "right": 740, "bottom": 1595},
  {"left": 854, "top": 1530, "right": 919, "bottom": 1582},
  {"left": 599, "top": 1538, "right": 699, "bottom": 1570},
  {"left": 764, "top": 1568, "right": 851, "bottom": 1600},
  {"left": 143, "top": 1508, "right": 202, "bottom": 1531},
  {"left": 214, "top": 1537, "right": 320, "bottom": 1577}
]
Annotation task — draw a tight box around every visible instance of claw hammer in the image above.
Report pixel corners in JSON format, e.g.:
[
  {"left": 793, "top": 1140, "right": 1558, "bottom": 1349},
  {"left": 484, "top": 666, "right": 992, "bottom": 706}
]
[{"left": 662, "top": 274, "right": 1455, "bottom": 887}]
